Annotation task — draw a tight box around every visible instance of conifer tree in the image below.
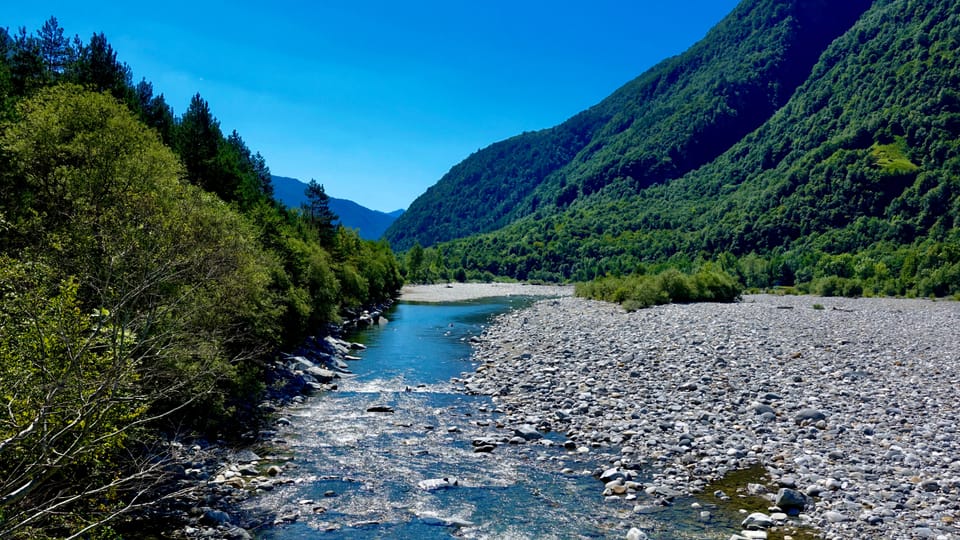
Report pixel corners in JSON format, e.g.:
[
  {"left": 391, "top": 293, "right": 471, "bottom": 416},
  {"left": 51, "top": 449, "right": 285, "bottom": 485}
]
[{"left": 305, "top": 179, "right": 338, "bottom": 245}]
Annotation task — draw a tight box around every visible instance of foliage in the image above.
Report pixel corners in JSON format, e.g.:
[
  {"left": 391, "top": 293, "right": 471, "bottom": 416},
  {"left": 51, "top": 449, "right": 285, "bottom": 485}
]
[
  {"left": 575, "top": 267, "right": 741, "bottom": 311},
  {"left": 0, "top": 20, "right": 403, "bottom": 536}
]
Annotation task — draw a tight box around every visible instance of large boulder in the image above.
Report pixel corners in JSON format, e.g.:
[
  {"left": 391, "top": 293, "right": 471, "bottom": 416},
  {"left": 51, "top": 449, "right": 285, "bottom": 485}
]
[{"left": 775, "top": 487, "right": 808, "bottom": 513}]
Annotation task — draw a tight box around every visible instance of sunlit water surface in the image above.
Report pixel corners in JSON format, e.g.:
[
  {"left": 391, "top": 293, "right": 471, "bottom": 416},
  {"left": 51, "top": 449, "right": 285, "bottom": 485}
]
[{"left": 248, "top": 297, "right": 730, "bottom": 539}]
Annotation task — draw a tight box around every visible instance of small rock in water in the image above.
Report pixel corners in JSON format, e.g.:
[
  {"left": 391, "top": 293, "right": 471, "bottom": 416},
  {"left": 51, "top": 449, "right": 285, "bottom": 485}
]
[
  {"left": 513, "top": 424, "right": 543, "bottom": 440},
  {"left": 233, "top": 449, "right": 261, "bottom": 463},
  {"left": 742, "top": 512, "right": 774, "bottom": 530},
  {"left": 367, "top": 405, "right": 394, "bottom": 413},
  {"left": 418, "top": 477, "right": 459, "bottom": 491}
]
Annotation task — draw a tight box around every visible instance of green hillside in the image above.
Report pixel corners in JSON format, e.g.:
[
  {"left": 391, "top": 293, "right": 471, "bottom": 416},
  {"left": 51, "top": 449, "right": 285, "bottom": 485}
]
[
  {"left": 386, "top": 0, "right": 873, "bottom": 249},
  {"left": 390, "top": 0, "right": 960, "bottom": 297}
]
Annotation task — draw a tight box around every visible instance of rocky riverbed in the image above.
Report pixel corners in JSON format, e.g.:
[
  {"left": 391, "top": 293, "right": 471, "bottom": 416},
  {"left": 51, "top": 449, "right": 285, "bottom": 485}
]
[
  {"left": 121, "top": 332, "right": 375, "bottom": 539},
  {"left": 460, "top": 294, "right": 960, "bottom": 539}
]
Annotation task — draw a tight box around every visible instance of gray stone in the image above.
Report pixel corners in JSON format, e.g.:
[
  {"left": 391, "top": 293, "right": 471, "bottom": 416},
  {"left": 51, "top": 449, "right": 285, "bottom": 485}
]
[
  {"left": 742, "top": 512, "right": 774, "bottom": 530},
  {"left": 600, "top": 468, "right": 627, "bottom": 482},
  {"left": 824, "top": 510, "right": 849, "bottom": 523},
  {"left": 513, "top": 424, "right": 542, "bottom": 441},
  {"left": 305, "top": 366, "right": 338, "bottom": 383},
  {"left": 232, "top": 449, "right": 261, "bottom": 463},
  {"left": 920, "top": 480, "right": 940, "bottom": 492},
  {"left": 752, "top": 404, "right": 775, "bottom": 415},
  {"left": 224, "top": 527, "right": 253, "bottom": 540},
  {"left": 775, "top": 488, "right": 808, "bottom": 511},
  {"left": 200, "top": 508, "right": 231, "bottom": 526},
  {"left": 794, "top": 408, "right": 826, "bottom": 425}
]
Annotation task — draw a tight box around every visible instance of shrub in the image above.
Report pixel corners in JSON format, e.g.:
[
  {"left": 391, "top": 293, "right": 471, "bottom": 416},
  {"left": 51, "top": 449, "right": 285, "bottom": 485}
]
[{"left": 576, "top": 266, "right": 741, "bottom": 310}]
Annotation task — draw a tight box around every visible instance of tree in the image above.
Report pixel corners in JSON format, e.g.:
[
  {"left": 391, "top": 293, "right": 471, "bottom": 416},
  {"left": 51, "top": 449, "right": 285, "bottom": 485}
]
[
  {"left": 74, "top": 32, "right": 131, "bottom": 100},
  {"left": 252, "top": 151, "right": 274, "bottom": 198},
  {"left": 8, "top": 27, "right": 44, "bottom": 96},
  {"left": 304, "top": 179, "right": 338, "bottom": 245},
  {"left": 0, "top": 85, "right": 278, "bottom": 536},
  {"left": 134, "top": 78, "right": 175, "bottom": 145},
  {"left": 406, "top": 242, "right": 425, "bottom": 283},
  {"left": 37, "top": 16, "right": 75, "bottom": 78},
  {"left": 176, "top": 93, "right": 222, "bottom": 193}
]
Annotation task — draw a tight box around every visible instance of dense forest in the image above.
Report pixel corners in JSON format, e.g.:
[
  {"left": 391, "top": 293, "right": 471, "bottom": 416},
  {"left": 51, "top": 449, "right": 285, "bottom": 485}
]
[
  {"left": 389, "top": 0, "right": 960, "bottom": 299},
  {"left": 0, "top": 19, "right": 401, "bottom": 537}
]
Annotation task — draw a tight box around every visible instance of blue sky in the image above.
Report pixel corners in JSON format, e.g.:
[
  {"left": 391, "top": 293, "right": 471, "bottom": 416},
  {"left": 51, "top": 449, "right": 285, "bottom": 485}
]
[{"left": 7, "top": 1, "right": 740, "bottom": 212}]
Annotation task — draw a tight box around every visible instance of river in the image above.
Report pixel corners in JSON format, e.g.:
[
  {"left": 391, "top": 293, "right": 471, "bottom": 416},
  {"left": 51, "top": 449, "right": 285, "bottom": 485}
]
[{"left": 246, "top": 297, "right": 731, "bottom": 539}]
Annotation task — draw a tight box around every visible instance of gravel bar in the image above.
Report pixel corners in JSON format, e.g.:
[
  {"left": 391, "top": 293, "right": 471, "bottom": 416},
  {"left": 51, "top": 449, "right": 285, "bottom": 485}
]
[
  {"left": 461, "top": 294, "right": 960, "bottom": 539},
  {"left": 400, "top": 282, "right": 573, "bottom": 302}
]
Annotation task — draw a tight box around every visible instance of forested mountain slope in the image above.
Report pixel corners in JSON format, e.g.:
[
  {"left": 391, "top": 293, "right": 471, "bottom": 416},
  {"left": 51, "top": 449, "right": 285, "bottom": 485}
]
[
  {"left": 428, "top": 0, "right": 960, "bottom": 297},
  {"left": 386, "top": 0, "right": 873, "bottom": 250}
]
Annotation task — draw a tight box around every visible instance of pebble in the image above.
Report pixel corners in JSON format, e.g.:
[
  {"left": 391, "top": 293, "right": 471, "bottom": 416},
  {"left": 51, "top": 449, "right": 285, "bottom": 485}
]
[{"left": 462, "top": 294, "right": 960, "bottom": 539}]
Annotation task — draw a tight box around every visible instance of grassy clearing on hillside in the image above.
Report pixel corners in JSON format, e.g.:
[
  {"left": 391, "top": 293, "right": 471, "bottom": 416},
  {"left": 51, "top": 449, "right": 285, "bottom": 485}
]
[{"left": 871, "top": 137, "right": 919, "bottom": 174}]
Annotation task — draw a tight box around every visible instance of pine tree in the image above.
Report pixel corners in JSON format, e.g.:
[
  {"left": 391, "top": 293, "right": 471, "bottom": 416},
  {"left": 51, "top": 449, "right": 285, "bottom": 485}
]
[
  {"left": 304, "top": 180, "right": 338, "bottom": 245},
  {"left": 37, "top": 17, "right": 75, "bottom": 78},
  {"left": 74, "top": 32, "right": 131, "bottom": 99},
  {"left": 177, "top": 93, "right": 222, "bottom": 194}
]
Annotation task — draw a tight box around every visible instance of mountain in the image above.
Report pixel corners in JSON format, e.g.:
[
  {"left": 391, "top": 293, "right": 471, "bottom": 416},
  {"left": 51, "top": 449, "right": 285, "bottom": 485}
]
[
  {"left": 270, "top": 175, "right": 403, "bottom": 240},
  {"left": 385, "top": 0, "right": 874, "bottom": 250},
  {"left": 386, "top": 0, "right": 960, "bottom": 296}
]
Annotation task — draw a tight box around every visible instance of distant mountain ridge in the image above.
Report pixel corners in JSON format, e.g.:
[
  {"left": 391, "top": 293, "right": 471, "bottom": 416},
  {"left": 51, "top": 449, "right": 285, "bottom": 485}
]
[{"left": 271, "top": 175, "right": 403, "bottom": 240}]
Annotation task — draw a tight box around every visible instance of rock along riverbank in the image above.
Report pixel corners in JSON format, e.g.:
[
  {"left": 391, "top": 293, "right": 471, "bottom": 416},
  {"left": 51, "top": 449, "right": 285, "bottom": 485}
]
[{"left": 461, "top": 294, "right": 960, "bottom": 539}]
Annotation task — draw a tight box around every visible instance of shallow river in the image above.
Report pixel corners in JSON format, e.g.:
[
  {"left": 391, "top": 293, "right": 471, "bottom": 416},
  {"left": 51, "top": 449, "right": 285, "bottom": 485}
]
[{"left": 248, "top": 297, "right": 733, "bottom": 539}]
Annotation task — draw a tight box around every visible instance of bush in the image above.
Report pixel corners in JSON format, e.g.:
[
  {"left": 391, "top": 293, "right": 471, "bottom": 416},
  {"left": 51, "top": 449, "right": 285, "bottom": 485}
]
[{"left": 576, "top": 266, "right": 741, "bottom": 310}]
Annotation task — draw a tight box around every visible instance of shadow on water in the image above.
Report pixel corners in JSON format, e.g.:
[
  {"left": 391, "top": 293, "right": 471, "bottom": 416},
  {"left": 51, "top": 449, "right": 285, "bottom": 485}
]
[{"left": 247, "top": 297, "right": 733, "bottom": 539}]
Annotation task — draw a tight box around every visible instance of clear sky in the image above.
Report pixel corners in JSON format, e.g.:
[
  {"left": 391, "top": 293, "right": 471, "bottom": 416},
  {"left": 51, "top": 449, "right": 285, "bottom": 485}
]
[{"left": 6, "top": 1, "right": 740, "bottom": 212}]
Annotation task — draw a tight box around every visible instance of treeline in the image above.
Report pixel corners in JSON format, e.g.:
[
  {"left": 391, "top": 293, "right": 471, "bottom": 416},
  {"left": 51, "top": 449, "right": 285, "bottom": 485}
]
[
  {"left": 0, "top": 19, "right": 400, "bottom": 538},
  {"left": 405, "top": 227, "right": 960, "bottom": 300}
]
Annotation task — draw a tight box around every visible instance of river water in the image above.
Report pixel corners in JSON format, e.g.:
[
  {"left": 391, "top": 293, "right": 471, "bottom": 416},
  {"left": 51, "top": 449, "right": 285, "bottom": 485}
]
[{"left": 248, "top": 297, "right": 730, "bottom": 539}]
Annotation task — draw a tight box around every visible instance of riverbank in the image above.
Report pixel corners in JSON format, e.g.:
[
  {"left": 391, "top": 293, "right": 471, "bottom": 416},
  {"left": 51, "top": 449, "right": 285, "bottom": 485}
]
[
  {"left": 462, "top": 294, "right": 960, "bottom": 539},
  {"left": 400, "top": 282, "right": 573, "bottom": 302}
]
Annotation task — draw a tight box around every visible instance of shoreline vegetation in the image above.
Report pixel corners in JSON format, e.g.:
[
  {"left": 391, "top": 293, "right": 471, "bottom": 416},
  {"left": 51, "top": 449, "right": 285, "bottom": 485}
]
[
  {"left": 0, "top": 27, "right": 402, "bottom": 537},
  {"left": 459, "top": 293, "right": 960, "bottom": 539}
]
